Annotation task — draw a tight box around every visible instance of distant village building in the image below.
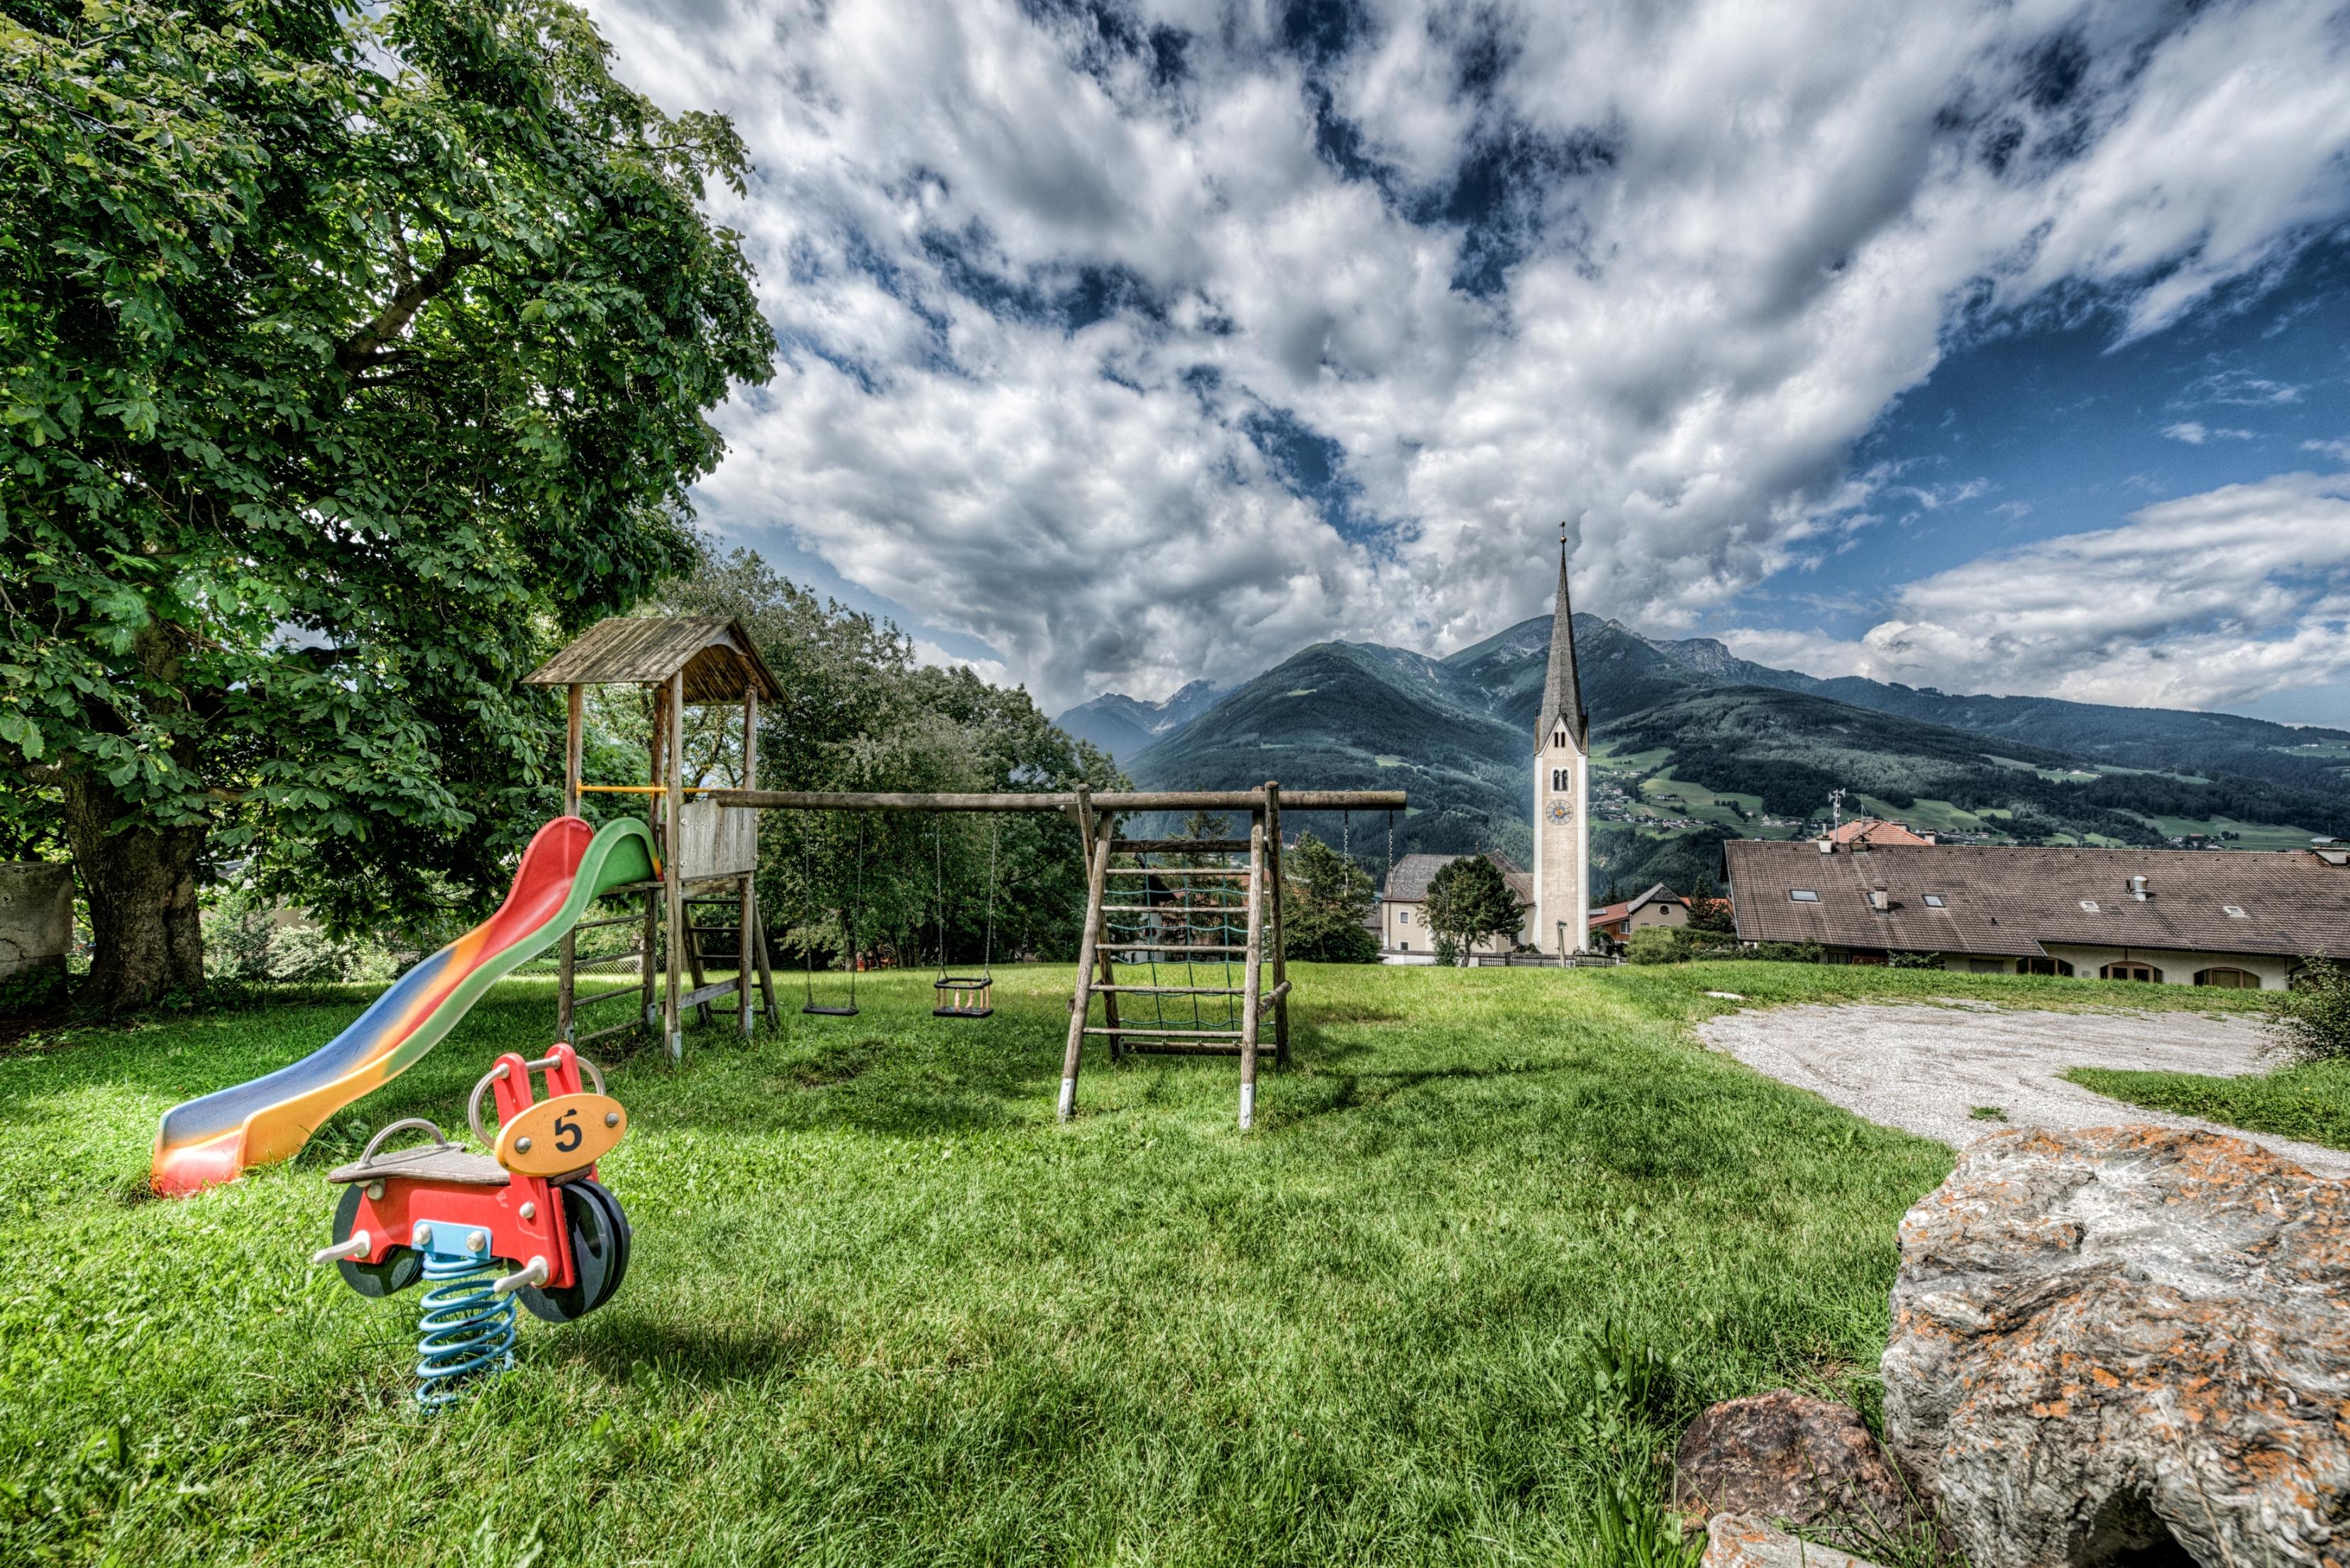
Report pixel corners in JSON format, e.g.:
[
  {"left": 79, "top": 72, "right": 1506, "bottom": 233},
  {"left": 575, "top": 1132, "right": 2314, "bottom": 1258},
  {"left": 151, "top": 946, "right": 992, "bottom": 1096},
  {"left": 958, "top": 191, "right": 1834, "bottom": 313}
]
[
  {"left": 1588, "top": 883, "right": 1689, "bottom": 946},
  {"left": 1531, "top": 532, "right": 1591, "bottom": 955},
  {"left": 1379, "top": 852, "right": 1535, "bottom": 959},
  {"left": 1823, "top": 817, "right": 1934, "bottom": 847},
  {"left": 1723, "top": 839, "right": 2350, "bottom": 989}
]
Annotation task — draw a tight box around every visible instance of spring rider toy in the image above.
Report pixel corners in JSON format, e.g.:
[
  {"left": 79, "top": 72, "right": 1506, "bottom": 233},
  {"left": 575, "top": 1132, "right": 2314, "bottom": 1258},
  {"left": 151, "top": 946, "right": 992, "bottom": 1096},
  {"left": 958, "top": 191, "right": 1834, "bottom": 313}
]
[{"left": 309, "top": 1043, "right": 632, "bottom": 1406}]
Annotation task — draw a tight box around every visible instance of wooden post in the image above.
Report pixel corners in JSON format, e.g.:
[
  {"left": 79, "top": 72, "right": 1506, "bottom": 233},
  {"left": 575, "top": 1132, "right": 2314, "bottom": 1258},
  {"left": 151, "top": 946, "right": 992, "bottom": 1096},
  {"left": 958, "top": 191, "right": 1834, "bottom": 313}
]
[
  {"left": 559, "top": 683, "right": 584, "bottom": 1040},
  {"left": 1238, "top": 815, "right": 1267, "bottom": 1130},
  {"left": 1263, "top": 780, "right": 1289, "bottom": 1068},
  {"left": 664, "top": 670, "right": 685, "bottom": 1060},
  {"left": 739, "top": 686, "right": 757, "bottom": 1037},
  {"left": 640, "top": 683, "right": 662, "bottom": 1042},
  {"left": 1060, "top": 831, "right": 1113, "bottom": 1121},
  {"left": 1073, "top": 786, "right": 1122, "bottom": 1059}
]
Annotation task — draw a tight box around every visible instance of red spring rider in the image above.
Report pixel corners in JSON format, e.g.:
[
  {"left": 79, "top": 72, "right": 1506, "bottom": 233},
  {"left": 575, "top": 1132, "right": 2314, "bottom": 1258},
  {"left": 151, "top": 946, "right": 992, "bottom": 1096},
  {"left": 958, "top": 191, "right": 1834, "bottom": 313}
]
[{"left": 309, "top": 1044, "right": 631, "bottom": 1407}]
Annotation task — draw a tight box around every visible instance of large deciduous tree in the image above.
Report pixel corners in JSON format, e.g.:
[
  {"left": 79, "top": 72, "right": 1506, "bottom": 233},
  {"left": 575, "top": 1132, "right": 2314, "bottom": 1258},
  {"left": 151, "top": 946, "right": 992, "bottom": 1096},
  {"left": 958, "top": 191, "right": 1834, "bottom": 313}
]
[{"left": 0, "top": 0, "right": 772, "bottom": 1007}]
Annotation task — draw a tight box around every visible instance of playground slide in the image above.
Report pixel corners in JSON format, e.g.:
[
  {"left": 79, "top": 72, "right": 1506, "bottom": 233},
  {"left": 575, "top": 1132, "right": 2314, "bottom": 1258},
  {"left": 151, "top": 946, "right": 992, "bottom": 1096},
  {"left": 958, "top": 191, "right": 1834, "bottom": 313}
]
[{"left": 151, "top": 815, "right": 659, "bottom": 1196}]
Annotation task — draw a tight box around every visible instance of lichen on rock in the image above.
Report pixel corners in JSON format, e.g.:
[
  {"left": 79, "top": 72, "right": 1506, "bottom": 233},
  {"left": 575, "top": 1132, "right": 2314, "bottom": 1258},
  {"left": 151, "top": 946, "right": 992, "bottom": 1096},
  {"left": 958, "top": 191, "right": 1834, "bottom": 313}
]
[{"left": 1882, "top": 1125, "right": 2350, "bottom": 1567}]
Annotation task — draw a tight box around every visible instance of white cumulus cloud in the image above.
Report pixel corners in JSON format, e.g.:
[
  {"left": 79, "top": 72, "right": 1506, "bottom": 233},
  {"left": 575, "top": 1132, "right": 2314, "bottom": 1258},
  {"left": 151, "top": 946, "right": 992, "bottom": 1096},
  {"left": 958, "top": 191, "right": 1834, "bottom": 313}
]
[
  {"left": 1723, "top": 472, "right": 2350, "bottom": 710},
  {"left": 579, "top": 0, "right": 2350, "bottom": 707}
]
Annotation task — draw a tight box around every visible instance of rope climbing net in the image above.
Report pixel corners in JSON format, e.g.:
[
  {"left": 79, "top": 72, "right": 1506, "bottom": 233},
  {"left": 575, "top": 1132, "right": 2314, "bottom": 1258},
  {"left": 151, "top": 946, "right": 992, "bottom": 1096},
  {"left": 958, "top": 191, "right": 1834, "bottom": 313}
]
[{"left": 1105, "top": 847, "right": 1248, "bottom": 1039}]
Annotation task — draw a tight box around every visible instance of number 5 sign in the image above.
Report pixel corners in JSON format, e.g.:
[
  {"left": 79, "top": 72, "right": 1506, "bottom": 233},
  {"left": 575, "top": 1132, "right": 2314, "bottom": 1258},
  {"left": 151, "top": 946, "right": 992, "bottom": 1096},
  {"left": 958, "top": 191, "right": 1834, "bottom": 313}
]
[{"left": 495, "top": 1093, "right": 628, "bottom": 1177}]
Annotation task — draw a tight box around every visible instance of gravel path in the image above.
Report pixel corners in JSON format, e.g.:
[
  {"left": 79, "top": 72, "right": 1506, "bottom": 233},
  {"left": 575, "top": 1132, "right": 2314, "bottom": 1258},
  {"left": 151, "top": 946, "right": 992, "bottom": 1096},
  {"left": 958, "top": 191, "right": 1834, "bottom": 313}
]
[{"left": 1694, "top": 1000, "right": 2350, "bottom": 1178}]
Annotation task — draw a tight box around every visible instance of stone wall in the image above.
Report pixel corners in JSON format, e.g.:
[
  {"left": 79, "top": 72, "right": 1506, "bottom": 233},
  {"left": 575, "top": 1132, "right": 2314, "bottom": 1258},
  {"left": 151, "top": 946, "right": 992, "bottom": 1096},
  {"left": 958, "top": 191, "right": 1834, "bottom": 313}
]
[{"left": 0, "top": 861, "right": 75, "bottom": 983}]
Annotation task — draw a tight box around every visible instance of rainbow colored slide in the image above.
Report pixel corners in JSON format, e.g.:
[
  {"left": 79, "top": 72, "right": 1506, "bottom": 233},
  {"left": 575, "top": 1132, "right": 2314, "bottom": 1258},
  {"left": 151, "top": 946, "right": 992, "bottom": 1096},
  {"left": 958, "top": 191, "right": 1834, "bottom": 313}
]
[{"left": 152, "top": 815, "right": 659, "bottom": 1196}]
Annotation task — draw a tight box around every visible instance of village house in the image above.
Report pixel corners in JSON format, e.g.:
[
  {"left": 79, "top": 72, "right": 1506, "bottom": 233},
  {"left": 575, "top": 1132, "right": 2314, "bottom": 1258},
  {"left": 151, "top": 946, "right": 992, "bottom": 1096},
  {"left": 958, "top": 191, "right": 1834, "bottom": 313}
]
[
  {"left": 1822, "top": 817, "right": 1935, "bottom": 847},
  {"left": 1723, "top": 838, "right": 2350, "bottom": 988},
  {"left": 1378, "top": 851, "right": 1535, "bottom": 960},
  {"left": 1587, "top": 883, "right": 1689, "bottom": 946}
]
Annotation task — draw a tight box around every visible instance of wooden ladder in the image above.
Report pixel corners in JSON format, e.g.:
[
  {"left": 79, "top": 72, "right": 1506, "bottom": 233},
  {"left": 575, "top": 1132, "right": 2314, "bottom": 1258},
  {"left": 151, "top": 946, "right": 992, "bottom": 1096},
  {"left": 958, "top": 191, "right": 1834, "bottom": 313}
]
[{"left": 1059, "top": 785, "right": 1292, "bottom": 1130}]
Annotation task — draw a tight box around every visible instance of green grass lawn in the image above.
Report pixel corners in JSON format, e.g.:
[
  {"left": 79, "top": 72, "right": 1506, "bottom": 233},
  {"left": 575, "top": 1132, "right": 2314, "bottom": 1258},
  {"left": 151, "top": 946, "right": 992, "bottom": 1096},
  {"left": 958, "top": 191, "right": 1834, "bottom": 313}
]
[
  {"left": 2068, "top": 1054, "right": 2350, "bottom": 1152},
  {"left": 0, "top": 961, "right": 2235, "bottom": 1566}
]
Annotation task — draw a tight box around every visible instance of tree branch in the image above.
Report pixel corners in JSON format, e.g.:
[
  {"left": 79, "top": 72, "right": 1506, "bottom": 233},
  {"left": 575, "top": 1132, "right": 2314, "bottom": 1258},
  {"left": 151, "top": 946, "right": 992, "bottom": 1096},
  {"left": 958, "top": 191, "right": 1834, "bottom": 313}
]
[{"left": 335, "top": 246, "right": 482, "bottom": 377}]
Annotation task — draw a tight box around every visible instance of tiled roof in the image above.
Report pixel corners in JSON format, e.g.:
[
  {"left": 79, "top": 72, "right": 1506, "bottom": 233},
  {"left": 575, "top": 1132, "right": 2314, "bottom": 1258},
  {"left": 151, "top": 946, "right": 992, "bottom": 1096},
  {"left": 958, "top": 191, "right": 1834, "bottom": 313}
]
[
  {"left": 523, "top": 617, "right": 784, "bottom": 701},
  {"left": 1826, "top": 818, "right": 1932, "bottom": 846},
  {"left": 1382, "top": 851, "right": 1531, "bottom": 905},
  {"left": 1723, "top": 841, "right": 2350, "bottom": 959}
]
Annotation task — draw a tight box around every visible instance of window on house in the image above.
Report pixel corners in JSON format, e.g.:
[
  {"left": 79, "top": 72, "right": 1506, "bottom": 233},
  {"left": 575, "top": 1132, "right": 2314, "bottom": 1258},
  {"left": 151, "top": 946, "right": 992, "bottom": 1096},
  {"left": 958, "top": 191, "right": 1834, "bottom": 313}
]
[
  {"left": 1399, "top": 910, "right": 1411, "bottom": 925},
  {"left": 2079, "top": 900, "right": 2101, "bottom": 912},
  {"left": 1922, "top": 894, "right": 1946, "bottom": 907},
  {"left": 1400, "top": 940, "right": 1409, "bottom": 951},
  {"left": 2195, "top": 967, "right": 2261, "bottom": 989},
  {"left": 2222, "top": 905, "right": 2247, "bottom": 919},
  {"left": 1789, "top": 889, "right": 1820, "bottom": 902},
  {"left": 2100, "top": 961, "right": 2161, "bottom": 983},
  {"left": 2019, "top": 957, "right": 2074, "bottom": 977}
]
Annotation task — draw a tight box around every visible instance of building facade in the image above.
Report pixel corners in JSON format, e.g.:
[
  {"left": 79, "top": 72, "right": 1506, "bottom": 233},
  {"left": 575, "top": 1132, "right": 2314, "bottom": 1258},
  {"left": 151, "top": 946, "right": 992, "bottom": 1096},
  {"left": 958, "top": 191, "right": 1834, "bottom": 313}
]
[
  {"left": 1723, "top": 839, "right": 2350, "bottom": 989},
  {"left": 1379, "top": 852, "right": 1536, "bottom": 959},
  {"left": 1531, "top": 536, "right": 1591, "bottom": 956},
  {"left": 1589, "top": 883, "right": 1689, "bottom": 946}
]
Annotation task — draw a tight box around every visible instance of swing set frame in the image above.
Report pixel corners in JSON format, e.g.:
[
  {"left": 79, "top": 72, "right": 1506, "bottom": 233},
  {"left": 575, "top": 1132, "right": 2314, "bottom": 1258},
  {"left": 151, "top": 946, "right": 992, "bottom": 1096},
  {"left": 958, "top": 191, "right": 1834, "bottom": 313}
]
[{"left": 704, "top": 782, "right": 1406, "bottom": 1128}]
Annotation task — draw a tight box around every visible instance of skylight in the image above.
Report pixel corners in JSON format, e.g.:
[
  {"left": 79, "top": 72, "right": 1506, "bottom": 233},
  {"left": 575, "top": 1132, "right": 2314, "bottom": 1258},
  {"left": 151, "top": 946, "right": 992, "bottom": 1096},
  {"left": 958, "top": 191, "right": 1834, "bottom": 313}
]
[
  {"left": 1789, "top": 889, "right": 1820, "bottom": 903},
  {"left": 2224, "top": 905, "right": 2247, "bottom": 918},
  {"left": 1922, "top": 894, "right": 1946, "bottom": 907}
]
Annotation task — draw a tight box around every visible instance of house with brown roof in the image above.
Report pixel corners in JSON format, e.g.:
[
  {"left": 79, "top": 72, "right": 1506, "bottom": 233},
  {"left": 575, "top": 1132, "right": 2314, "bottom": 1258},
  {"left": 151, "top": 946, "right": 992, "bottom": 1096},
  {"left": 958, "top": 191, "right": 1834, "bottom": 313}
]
[
  {"left": 1588, "top": 883, "right": 1689, "bottom": 946},
  {"left": 1379, "top": 851, "right": 1535, "bottom": 959},
  {"left": 1722, "top": 839, "right": 2350, "bottom": 989},
  {"left": 1824, "top": 817, "right": 1934, "bottom": 847}
]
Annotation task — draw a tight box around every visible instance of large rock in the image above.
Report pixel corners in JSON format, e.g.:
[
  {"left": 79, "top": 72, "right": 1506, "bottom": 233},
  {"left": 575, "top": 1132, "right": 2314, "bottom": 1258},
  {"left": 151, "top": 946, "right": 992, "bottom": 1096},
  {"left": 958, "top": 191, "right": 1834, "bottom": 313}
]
[
  {"left": 1883, "top": 1125, "right": 2350, "bottom": 1567},
  {"left": 1701, "top": 1515, "right": 1887, "bottom": 1568},
  {"left": 1673, "top": 1391, "right": 1916, "bottom": 1541}
]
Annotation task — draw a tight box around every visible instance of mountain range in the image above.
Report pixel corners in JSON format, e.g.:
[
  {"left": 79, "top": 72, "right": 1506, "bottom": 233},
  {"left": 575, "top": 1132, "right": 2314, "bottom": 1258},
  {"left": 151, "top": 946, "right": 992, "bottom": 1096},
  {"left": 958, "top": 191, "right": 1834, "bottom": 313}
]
[{"left": 1054, "top": 617, "right": 2350, "bottom": 898}]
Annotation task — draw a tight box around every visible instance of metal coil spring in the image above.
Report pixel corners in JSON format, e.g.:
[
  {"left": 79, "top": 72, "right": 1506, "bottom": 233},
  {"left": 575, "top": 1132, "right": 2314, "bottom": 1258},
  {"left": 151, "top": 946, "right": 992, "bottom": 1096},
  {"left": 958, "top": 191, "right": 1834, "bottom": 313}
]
[{"left": 414, "top": 1253, "right": 516, "bottom": 1409}]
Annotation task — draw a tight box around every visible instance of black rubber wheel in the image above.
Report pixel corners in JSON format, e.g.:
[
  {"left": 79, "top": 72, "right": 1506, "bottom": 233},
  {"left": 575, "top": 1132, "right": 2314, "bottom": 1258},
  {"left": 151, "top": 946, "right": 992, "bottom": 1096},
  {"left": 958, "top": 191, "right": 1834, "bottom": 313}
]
[
  {"left": 517, "top": 1178, "right": 621, "bottom": 1323},
  {"left": 331, "top": 1185, "right": 423, "bottom": 1298},
  {"left": 583, "top": 1179, "right": 631, "bottom": 1306}
]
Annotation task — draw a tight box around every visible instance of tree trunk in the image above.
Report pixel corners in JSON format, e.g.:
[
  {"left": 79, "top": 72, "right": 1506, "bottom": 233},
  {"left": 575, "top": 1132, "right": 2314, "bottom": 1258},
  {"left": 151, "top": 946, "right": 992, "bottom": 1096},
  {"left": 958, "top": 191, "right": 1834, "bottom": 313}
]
[{"left": 62, "top": 768, "right": 206, "bottom": 1012}]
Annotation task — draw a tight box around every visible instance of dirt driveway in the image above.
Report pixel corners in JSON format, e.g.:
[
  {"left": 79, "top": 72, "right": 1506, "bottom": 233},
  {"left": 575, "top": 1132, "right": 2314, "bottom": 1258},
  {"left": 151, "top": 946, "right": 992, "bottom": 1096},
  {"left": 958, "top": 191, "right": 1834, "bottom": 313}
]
[{"left": 1694, "top": 1000, "right": 2350, "bottom": 1179}]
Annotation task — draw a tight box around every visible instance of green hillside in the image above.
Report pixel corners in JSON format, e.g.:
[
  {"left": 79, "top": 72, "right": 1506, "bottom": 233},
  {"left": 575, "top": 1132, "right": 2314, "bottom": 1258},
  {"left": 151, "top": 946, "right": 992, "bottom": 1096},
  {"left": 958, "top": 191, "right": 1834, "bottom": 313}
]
[{"left": 1115, "top": 614, "right": 2350, "bottom": 897}]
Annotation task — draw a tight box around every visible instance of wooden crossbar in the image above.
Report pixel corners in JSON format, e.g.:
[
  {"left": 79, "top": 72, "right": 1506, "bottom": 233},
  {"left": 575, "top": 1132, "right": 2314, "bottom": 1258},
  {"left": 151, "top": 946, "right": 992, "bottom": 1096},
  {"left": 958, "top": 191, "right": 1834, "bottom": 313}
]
[
  {"left": 1092, "top": 984, "right": 1245, "bottom": 995},
  {"left": 1105, "top": 868, "right": 1247, "bottom": 878},
  {"left": 1100, "top": 942, "right": 1249, "bottom": 953},
  {"left": 1111, "top": 838, "right": 1254, "bottom": 853},
  {"left": 1084, "top": 1025, "right": 1244, "bottom": 1039}
]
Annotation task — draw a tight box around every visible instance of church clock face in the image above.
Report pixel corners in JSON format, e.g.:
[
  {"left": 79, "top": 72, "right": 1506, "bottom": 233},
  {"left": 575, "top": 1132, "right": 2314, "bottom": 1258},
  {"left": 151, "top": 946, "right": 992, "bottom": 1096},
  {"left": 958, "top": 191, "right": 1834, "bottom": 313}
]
[{"left": 1548, "top": 800, "right": 1572, "bottom": 824}]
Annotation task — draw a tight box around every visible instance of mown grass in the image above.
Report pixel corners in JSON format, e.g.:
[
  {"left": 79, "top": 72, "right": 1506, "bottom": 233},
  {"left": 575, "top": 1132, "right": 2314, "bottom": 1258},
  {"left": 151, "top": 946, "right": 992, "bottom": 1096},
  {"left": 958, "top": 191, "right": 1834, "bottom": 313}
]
[
  {"left": 0, "top": 961, "right": 2255, "bottom": 1565},
  {"left": 2069, "top": 1054, "right": 2350, "bottom": 1152}
]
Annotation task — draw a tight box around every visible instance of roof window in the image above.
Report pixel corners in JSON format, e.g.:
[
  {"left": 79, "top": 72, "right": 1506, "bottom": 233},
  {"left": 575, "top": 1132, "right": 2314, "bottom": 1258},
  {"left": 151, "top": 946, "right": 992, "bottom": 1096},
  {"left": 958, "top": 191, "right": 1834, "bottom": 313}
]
[
  {"left": 2079, "top": 900, "right": 2100, "bottom": 913},
  {"left": 1789, "top": 889, "right": 1821, "bottom": 903},
  {"left": 1922, "top": 894, "right": 1946, "bottom": 908},
  {"left": 2223, "top": 905, "right": 2247, "bottom": 918}
]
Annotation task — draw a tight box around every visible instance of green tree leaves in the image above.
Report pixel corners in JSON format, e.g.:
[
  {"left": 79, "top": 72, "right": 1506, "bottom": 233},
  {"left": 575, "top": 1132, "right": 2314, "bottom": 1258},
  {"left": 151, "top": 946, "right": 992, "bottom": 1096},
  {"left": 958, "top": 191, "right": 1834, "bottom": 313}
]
[
  {"left": 1423, "top": 854, "right": 1523, "bottom": 958},
  {"left": 1, "top": 0, "right": 773, "bottom": 1003}
]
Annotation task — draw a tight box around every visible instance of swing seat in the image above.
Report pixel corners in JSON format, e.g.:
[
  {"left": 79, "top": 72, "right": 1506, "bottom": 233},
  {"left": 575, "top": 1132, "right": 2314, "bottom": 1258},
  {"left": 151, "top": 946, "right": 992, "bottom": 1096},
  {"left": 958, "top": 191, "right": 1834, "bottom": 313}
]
[
  {"left": 932, "top": 976, "right": 993, "bottom": 1017},
  {"left": 801, "top": 1003, "right": 860, "bottom": 1017}
]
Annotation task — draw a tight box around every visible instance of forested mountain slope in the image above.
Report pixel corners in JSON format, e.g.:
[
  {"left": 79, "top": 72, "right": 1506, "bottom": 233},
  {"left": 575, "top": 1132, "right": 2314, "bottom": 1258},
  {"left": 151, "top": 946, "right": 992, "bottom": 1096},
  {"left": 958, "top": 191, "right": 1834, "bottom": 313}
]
[{"left": 1093, "top": 613, "right": 2349, "bottom": 897}]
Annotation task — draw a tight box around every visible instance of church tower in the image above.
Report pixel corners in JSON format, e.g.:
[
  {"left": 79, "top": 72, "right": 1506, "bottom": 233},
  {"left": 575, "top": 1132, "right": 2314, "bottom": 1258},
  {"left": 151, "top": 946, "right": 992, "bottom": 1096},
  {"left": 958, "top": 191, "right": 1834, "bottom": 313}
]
[{"left": 1532, "top": 529, "right": 1589, "bottom": 956}]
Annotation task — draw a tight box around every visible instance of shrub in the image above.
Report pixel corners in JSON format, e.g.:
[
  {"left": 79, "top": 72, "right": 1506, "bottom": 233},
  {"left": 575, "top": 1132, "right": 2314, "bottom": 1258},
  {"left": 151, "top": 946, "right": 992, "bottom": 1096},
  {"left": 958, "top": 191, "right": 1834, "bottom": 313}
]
[
  {"left": 1886, "top": 950, "right": 1941, "bottom": 969},
  {"left": 1626, "top": 927, "right": 1684, "bottom": 965},
  {"left": 2280, "top": 955, "right": 2350, "bottom": 1061},
  {"left": 1748, "top": 942, "right": 1824, "bottom": 964},
  {"left": 1432, "top": 932, "right": 1462, "bottom": 966}
]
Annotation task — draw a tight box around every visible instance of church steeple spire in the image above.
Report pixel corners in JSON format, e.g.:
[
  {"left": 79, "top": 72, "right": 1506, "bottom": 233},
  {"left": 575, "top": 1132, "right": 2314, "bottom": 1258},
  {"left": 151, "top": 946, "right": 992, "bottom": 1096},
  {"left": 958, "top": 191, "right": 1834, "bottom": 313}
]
[{"left": 1536, "top": 524, "right": 1587, "bottom": 753}]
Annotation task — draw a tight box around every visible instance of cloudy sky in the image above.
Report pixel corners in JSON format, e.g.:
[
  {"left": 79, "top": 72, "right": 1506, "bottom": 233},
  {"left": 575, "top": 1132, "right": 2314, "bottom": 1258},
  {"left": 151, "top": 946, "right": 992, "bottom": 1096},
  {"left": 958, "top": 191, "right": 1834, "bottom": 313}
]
[{"left": 582, "top": 0, "right": 2350, "bottom": 724}]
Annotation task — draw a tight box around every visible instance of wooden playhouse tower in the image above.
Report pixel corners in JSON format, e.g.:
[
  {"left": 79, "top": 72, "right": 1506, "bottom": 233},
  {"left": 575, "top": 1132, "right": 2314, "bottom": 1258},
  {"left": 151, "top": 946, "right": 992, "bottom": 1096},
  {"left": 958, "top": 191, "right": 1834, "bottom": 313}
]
[{"left": 524, "top": 617, "right": 784, "bottom": 1058}]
